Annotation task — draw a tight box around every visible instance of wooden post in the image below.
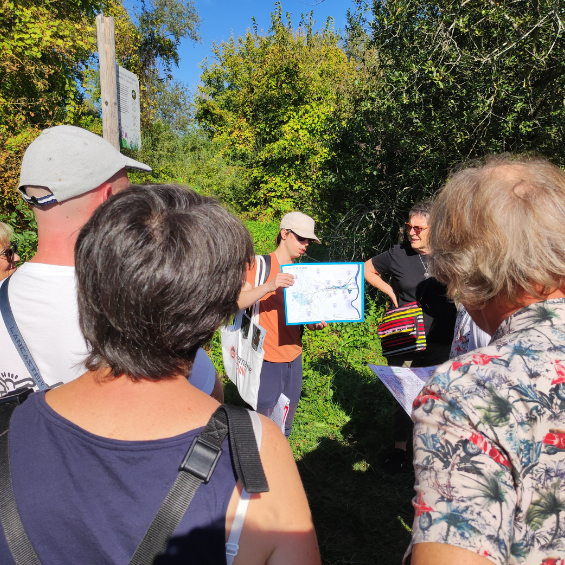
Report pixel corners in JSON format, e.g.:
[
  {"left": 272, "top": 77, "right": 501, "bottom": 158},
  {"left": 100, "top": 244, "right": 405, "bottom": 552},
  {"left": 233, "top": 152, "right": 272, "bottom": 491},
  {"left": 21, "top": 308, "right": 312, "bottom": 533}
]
[{"left": 96, "top": 14, "right": 119, "bottom": 150}]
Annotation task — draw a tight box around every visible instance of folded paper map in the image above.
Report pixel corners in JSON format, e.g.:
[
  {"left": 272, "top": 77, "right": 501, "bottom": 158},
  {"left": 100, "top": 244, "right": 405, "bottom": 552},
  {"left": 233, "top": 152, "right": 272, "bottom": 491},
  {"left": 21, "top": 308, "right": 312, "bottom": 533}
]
[{"left": 369, "top": 364, "right": 438, "bottom": 415}]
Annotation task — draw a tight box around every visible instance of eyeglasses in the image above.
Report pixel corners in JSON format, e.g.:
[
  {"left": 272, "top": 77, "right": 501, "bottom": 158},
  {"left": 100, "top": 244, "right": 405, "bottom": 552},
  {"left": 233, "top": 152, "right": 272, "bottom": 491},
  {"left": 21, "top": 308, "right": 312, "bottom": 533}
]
[
  {"left": 287, "top": 230, "right": 313, "bottom": 245},
  {"left": 1, "top": 242, "right": 18, "bottom": 263},
  {"left": 405, "top": 223, "right": 428, "bottom": 235}
]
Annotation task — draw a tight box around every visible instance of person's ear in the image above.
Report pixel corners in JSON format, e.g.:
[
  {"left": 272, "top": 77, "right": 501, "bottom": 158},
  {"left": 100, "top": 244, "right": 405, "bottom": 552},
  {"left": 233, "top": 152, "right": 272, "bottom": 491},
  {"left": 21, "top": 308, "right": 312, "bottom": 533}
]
[
  {"left": 280, "top": 229, "right": 289, "bottom": 240},
  {"left": 100, "top": 183, "right": 113, "bottom": 203}
]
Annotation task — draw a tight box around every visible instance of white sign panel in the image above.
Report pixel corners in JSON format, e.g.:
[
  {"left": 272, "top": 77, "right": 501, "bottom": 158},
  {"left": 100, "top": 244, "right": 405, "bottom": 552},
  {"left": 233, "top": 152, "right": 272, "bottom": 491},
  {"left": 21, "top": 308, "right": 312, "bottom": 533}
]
[{"left": 116, "top": 65, "right": 141, "bottom": 150}]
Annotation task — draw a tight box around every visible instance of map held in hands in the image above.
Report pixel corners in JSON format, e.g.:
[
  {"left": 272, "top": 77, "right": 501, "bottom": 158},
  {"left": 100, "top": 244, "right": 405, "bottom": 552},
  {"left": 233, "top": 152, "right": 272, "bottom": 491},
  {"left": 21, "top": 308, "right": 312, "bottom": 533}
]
[{"left": 281, "top": 262, "right": 364, "bottom": 325}]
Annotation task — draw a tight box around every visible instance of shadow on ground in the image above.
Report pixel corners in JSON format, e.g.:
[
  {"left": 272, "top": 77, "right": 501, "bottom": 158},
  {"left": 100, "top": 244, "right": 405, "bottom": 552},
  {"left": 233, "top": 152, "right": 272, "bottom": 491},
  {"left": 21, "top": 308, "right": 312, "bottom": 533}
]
[
  {"left": 223, "top": 351, "right": 416, "bottom": 565},
  {"left": 296, "top": 353, "right": 415, "bottom": 565}
]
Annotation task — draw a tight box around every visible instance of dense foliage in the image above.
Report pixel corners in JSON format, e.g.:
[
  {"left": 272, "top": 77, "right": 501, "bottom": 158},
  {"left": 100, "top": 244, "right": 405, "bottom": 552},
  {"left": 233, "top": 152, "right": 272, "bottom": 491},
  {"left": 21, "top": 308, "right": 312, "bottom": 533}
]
[
  {"left": 126, "top": 124, "right": 242, "bottom": 202},
  {"left": 196, "top": 3, "right": 355, "bottom": 218},
  {"left": 0, "top": 0, "right": 102, "bottom": 224},
  {"left": 319, "top": 0, "right": 565, "bottom": 256}
]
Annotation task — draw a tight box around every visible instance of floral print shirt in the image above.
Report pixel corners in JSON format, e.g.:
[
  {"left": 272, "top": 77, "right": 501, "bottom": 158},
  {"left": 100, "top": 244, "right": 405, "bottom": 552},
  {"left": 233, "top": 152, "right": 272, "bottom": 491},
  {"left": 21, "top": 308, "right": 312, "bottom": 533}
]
[{"left": 407, "top": 299, "right": 565, "bottom": 565}]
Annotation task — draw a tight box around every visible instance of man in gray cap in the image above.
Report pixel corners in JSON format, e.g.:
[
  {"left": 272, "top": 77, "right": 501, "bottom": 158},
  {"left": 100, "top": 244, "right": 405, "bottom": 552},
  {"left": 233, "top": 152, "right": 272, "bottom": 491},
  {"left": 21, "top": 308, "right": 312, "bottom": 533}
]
[{"left": 0, "top": 125, "right": 220, "bottom": 398}]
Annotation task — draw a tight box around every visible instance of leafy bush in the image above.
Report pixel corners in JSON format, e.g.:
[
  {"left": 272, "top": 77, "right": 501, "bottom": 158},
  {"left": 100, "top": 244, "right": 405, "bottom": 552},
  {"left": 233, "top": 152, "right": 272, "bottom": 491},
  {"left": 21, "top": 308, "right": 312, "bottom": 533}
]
[
  {"left": 196, "top": 3, "right": 355, "bottom": 218},
  {"left": 243, "top": 220, "right": 279, "bottom": 255},
  {"left": 126, "top": 123, "right": 243, "bottom": 203},
  {"left": 0, "top": 200, "right": 38, "bottom": 262}
]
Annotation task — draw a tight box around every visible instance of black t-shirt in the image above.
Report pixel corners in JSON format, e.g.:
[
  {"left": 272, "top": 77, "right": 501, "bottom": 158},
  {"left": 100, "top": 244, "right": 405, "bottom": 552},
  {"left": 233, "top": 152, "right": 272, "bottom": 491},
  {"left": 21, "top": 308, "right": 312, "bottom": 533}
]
[{"left": 372, "top": 243, "right": 456, "bottom": 346}]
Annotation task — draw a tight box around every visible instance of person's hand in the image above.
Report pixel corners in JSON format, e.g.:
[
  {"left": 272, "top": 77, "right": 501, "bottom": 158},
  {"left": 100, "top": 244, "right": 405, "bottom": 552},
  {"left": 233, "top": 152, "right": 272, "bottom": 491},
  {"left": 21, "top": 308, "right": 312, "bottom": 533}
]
[
  {"left": 389, "top": 294, "right": 399, "bottom": 308},
  {"left": 268, "top": 273, "right": 294, "bottom": 292},
  {"left": 306, "top": 321, "right": 328, "bottom": 331}
]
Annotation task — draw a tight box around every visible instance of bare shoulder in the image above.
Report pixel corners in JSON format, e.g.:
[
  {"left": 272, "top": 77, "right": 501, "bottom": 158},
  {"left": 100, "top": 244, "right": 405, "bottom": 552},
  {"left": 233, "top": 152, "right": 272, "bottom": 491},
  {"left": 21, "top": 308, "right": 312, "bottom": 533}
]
[{"left": 228, "top": 415, "right": 320, "bottom": 565}]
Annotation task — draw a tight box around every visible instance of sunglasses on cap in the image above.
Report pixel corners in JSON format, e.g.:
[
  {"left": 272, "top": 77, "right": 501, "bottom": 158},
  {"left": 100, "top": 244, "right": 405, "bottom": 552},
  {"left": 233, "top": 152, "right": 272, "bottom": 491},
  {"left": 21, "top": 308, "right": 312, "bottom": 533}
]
[
  {"left": 405, "top": 223, "right": 428, "bottom": 235},
  {"left": 286, "top": 229, "right": 314, "bottom": 245},
  {"left": 1, "top": 242, "right": 18, "bottom": 263}
]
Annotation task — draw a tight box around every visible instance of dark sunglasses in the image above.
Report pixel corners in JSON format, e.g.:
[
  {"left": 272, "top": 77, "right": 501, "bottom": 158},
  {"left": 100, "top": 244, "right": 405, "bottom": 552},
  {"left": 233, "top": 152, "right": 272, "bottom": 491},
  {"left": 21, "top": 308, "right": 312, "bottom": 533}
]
[
  {"left": 405, "top": 223, "right": 428, "bottom": 235},
  {"left": 287, "top": 230, "right": 313, "bottom": 245},
  {"left": 1, "top": 242, "right": 18, "bottom": 262}
]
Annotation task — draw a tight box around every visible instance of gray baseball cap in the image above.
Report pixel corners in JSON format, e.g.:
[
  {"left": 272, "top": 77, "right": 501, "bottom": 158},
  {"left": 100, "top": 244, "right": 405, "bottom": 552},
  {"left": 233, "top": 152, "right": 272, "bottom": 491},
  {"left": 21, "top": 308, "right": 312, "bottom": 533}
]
[{"left": 18, "top": 125, "right": 151, "bottom": 206}]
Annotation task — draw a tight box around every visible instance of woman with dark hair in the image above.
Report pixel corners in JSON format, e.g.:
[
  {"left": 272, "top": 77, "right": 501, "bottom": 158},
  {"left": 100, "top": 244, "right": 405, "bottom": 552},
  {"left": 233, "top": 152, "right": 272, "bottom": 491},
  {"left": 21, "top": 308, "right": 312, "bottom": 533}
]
[
  {"left": 0, "top": 185, "right": 320, "bottom": 565},
  {"left": 364, "top": 201, "right": 456, "bottom": 474}
]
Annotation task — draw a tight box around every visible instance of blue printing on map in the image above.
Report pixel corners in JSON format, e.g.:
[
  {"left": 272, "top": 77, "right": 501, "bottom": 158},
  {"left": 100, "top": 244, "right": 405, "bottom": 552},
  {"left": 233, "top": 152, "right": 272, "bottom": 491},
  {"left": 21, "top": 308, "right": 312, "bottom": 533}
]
[{"left": 280, "top": 262, "right": 364, "bottom": 325}]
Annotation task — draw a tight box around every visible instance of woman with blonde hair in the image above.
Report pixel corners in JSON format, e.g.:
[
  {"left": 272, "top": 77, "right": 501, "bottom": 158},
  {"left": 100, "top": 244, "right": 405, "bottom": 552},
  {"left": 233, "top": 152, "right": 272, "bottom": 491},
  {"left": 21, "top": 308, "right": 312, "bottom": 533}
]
[
  {"left": 407, "top": 155, "right": 565, "bottom": 565},
  {"left": 0, "top": 222, "right": 20, "bottom": 280}
]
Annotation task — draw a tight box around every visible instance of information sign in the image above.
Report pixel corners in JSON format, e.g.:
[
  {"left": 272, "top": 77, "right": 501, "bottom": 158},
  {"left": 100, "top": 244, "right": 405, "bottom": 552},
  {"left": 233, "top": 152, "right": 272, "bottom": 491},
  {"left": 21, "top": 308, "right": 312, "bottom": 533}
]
[{"left": 116, "top": 65, "right": 141, "bottom": 150}]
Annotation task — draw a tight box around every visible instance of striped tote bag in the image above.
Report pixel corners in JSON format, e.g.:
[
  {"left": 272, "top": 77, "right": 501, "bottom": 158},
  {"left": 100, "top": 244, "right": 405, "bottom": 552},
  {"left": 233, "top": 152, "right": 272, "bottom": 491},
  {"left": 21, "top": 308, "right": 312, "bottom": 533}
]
[{"left": 377, "top": 301, "right": 426, "bottom": 357}]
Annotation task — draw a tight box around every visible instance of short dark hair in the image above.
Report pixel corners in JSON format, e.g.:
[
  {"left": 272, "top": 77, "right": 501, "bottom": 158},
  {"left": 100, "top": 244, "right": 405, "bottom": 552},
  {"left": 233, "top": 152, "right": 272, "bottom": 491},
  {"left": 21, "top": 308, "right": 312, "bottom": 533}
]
[{"left": 75, "top": 184, "right": 254, "bottom": 381}]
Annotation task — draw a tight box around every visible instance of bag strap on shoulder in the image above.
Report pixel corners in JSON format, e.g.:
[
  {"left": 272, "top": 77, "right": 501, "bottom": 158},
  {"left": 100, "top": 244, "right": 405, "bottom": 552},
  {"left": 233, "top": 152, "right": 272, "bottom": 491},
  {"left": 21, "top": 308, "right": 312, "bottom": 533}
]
[
  {"left": 225, "top": 410, "right": 262, "bottom": 564},
  {"left": 0, "top": 389, "right": 41, "bottom": 565},
  {"left": 128, "top": 404, "right": 268, "bottom": 565},
  {"left": 0, "top": 399, "right": 268, "bottom": 565},
  {"left": 0, "top": 277, "right": 49, "bottom": 392},
  {"left": 261, "top": 254, "right": 271, "bottom": 284}
]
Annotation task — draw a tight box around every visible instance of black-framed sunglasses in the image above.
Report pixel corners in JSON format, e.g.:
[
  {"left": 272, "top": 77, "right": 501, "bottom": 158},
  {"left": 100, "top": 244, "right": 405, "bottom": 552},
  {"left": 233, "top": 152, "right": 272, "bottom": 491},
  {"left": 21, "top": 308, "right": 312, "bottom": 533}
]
[
  {"left": 286, "top": 229, "right": 313, "bottom": 245},
  {"left": 1, "top": 242, "right": 18, "bottom": 263}
]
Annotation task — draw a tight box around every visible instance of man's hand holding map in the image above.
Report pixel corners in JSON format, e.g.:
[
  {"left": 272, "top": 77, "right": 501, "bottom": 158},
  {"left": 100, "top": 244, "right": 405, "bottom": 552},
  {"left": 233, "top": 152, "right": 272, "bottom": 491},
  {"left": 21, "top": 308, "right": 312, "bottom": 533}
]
[{"left": 281, "top": 262, "right": 364, "bottom": 325}]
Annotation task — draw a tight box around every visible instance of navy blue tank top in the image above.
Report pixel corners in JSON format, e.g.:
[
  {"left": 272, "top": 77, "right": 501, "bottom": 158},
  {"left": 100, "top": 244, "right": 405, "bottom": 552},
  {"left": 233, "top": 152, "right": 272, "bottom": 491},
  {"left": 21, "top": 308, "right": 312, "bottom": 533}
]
[{"left": 0, "top": 391, "right": 237, "bottom": 565}]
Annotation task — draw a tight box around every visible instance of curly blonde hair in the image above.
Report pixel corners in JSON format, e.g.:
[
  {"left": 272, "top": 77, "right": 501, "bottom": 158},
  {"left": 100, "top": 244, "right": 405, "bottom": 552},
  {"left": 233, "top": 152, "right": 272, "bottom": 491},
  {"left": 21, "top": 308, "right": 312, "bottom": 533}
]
[{"left": 429, "top": 154, "right": 565, "bottom": 310}]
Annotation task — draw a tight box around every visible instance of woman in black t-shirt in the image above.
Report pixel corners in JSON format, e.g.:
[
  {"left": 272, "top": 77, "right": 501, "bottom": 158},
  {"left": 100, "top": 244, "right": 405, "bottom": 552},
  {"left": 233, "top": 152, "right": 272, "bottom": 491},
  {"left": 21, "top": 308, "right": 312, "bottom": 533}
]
[{"left": 364, "top": 201, "right": 456, "bottom": 474}]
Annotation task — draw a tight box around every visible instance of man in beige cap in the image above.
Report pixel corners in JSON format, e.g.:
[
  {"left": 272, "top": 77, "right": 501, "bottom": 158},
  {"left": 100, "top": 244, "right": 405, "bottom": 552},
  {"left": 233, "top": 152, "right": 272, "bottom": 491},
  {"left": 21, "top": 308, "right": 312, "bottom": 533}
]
[{"left": 237, "top": 211, "right": 326, "bottom": 438}]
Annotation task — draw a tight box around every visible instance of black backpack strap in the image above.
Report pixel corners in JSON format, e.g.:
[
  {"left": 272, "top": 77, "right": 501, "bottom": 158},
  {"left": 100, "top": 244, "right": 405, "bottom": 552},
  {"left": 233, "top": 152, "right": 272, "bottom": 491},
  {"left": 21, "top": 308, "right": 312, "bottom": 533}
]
[
  {"left": 0, "top": 389, "right": 41, "bottom": 565},
  {"left": 129, "top": 405, "right": 268, "bottom": 564},
  {"left": 261, "top": 254, "right": 271, "bottom": 284},
  {"left": 0, "top": 277, "right": 49, "bottom": 391},
  {"left": 217, "top": 405, "right": 268, "bottom": 494}
]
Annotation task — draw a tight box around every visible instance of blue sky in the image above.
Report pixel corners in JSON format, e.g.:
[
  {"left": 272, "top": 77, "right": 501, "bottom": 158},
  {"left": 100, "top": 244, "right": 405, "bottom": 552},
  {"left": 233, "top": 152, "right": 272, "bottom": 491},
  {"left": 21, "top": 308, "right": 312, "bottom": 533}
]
[{"left": 172, "top": 0, "right": 356, "bottom": 91}]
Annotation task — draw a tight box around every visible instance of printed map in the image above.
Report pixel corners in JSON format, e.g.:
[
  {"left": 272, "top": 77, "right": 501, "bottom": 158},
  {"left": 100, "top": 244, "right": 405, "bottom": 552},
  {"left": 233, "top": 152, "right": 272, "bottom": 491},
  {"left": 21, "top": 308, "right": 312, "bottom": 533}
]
[
  {"left": 281, "top": 262, "right": 364, "bottom": 324},
  {"left": 369, "top": 365, "right": 438, "bottom": 415}
]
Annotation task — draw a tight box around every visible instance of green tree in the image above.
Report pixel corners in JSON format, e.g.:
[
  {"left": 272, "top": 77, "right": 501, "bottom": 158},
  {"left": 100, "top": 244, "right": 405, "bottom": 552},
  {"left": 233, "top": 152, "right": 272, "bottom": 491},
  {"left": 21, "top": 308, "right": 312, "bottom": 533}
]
[
  {"left": 0, "top": 0, "right": 102, "bottom": 219},
  {"left": 85, "top": 0, "right": 201, "bottom": 130},
  {"left": 319, "top": 0, "right": 565, "bottom": 258},
  {"left": 196, "top": 2, "right": 355, "bottom": 218}
]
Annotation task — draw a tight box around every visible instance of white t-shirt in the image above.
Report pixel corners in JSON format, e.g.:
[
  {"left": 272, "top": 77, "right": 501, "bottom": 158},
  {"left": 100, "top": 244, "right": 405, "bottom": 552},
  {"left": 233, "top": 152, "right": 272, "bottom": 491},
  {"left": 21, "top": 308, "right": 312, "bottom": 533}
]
[{"left": 0, "top": 263, "right": 216, "bottom": 396}]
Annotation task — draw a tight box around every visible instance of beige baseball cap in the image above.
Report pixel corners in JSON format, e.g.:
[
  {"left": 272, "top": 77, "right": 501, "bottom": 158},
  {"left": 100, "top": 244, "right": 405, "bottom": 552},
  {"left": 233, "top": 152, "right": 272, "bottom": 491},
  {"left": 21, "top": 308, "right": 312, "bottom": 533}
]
[
  {"left": 280, "top": 211, "right": 320, "bottom": 243},
  {"left": 18, "top": 125, "right": 151, "bottom": 206}
]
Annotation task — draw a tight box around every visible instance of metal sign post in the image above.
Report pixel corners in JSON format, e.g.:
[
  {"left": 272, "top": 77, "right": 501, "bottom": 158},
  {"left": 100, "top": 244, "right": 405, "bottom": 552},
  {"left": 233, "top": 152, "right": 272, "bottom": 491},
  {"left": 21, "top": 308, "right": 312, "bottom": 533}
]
[{"left": 96, "top": 14, "right": 119, "bottom": 150}]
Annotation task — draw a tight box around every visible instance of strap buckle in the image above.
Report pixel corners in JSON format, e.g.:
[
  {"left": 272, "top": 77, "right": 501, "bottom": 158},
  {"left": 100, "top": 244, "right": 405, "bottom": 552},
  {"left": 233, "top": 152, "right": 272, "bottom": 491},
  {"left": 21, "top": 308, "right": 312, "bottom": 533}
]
[
  {"left": 225, "top": 542, "right": 239, "bottom": 557},
  {"left": 179, "top": 437, "right": 222, "bottom": 483}
]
